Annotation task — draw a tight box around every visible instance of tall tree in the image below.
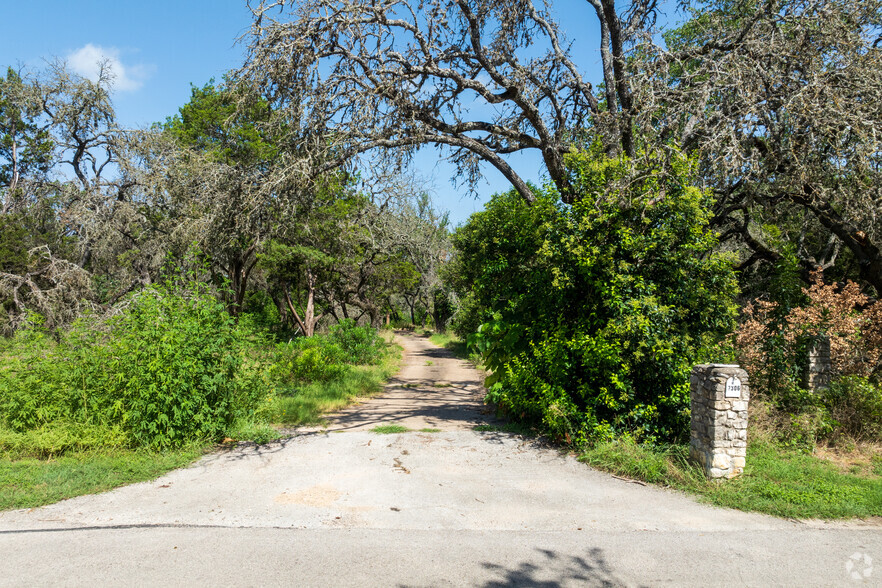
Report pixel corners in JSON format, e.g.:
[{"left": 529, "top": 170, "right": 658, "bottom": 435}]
[
  {"left": 238, "top": 0, "right": 656, "bottom": 204},
  {"left": 163, "top": 81, "right": 279, "bottom": 314},
  {"left": 0, "top": 67, "right": 53, "bottom": 213}
]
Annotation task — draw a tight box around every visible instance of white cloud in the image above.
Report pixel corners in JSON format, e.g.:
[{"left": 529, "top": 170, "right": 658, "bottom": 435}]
[{"left": 67, "top": 44, "right": 150, "bottom": 92}]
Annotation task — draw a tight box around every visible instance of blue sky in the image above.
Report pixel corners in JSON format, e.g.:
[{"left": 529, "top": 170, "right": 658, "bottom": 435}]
[{"left": 1, "top": 1, "right": 676, "bottom": 226}]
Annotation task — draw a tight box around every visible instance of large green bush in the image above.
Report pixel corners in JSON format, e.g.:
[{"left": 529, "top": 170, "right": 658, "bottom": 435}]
[
  {"left": 0, "top": 283, "right": 270, "bottom": 449},
  {"left": 328, "top": 318, "right": 384, "bottom": 365},
  {"left": 449, "top": 148, "right": 738, "bottom": 444}
]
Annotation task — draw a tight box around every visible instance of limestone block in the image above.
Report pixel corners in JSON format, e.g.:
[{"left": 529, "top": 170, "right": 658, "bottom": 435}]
[{"left": 711, "top": 453, "right": 731, "bottom": 469}]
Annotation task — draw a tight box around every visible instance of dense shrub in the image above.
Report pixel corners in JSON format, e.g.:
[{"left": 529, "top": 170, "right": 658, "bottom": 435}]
[
  {"left": 736, "top": 271, "right": 882, "bottom": 443},
  {"left": 448, "top": 148, "right": 738, "bottom": 444},
  {"left": 269, "top": 319, "right": 386, "bottom": 386},
  {"left": 737, "top": 271, "right": 882, "bottom": 394},
  {"left": 823, "top": 376, "right": 882, "bottom": 441},
  {"left": 328, "top": 318, "right": 384, "bottom": 365},
  {"left": 0, "top": 283, "right": 270, "bottom": 449},
  {"left": 274, "top": 339, "right": 347, "bottom": 382}
]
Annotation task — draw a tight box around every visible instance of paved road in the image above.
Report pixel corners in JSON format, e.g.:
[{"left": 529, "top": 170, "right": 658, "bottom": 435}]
[{"left": 1, "top": 333, "right": 879, "bottom": 586}]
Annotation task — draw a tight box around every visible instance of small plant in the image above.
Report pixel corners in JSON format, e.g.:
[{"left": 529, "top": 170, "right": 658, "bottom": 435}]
[
  {"left": 425, "top": 360, "right": 433, "bottom": 366},
  {"left": 371, "top": 424, "right": 411, "bottom": 434}
]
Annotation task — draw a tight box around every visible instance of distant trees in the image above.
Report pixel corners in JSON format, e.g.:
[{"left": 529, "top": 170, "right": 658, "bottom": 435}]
[
  {"left": 239, "top": 0, "right": 640, "bottom": 204},
  {"left": 0, "top": 62, "right": 450, "bottom": 335},
  {"left": 163, "top": 81, "right": 280, "bottom": 315}
]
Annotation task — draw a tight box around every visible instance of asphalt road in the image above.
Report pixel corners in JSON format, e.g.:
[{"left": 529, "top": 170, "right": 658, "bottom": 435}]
[{"left": 1, "top": 333, "right": 879, "bottom": 587}]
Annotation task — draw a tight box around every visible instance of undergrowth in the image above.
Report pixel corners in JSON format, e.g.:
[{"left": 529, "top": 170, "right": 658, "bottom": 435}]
[
  {"left": 427, "top": 331, "right": 483, "bottom": 366},
  {"left": 0, "top": 289, "right": 399, "bottom": 510}
]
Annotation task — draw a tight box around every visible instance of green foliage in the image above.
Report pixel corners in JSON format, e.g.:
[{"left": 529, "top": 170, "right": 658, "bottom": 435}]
[
  {"left": 275, "top": 339, "right": 348, "bottom": 382},
  {"left": 329, "top": 318, "right": 384, "bottom": 365},
  {"left": 823, "top": 376, "right": 882, "bottom": 442},
  {"left": 163, "top": 80, "right": 277, "bottom": 165},
  {"left": 266, "top": 324, "right": 394, "bottom": 425},
  {"left": 0, "top": 282, "right": 271, "bottom": 450},
  {"left": 431, "top": 287, "right": 454, "bottom": 333},
  {"left": 449, "top": 148, "right": 738, "bottom": 444},
  {"left": 271, "top": 360, "right": 395, "bottom": 425}
]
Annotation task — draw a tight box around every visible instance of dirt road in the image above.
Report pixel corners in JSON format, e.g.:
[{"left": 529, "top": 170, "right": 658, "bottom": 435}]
[{"left": 1, "top": 332, "right": 879, "bottom": 586}]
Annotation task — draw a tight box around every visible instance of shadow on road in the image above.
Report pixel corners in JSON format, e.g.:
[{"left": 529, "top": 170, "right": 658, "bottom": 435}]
[{"left": 476, "top": 547, "right": 636, "bottom": 588}]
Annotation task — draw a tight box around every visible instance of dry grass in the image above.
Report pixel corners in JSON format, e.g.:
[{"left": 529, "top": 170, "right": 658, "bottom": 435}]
[{"left": 814, "top": 442, "right": 882, "bottom": 478}]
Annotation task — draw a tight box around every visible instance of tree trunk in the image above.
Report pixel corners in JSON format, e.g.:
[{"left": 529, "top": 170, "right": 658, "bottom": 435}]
[
  {"left": 303, "top": 268, "right": 321, "bottom": 337},
  {"left": 283, "top": 284, "right": 309, "bottom": 336}
]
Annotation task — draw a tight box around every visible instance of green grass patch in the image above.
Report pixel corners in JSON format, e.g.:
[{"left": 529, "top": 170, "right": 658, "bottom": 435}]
[
  {"left": 0, "top": 446, "right": 205, "bottom": 511},
  {"left": 371, "top": 424, "right": 412, "bottom": 434},
  {"left": 271, "top": 347, "right": 401, "bottom": 426},
  {"left": 581, "top": 437, "right": 882, "bottom": 519},
  {"left": 419, "top": 428, "right": 442, "bottom": 433}
]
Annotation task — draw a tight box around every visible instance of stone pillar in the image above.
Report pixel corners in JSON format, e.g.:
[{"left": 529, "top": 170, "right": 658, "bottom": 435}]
[
  {"left": 689, "top": 364, "right": 749, "bottom": 479},
  {"left": 805, "top": 335, "right": 832, "bottom": 393}
]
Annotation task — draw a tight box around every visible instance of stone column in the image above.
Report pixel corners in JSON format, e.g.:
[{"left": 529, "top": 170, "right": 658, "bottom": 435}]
[
  {"left": 689, "top": 364, "right": 749, "bottom": 479},
  {"left": 805, "top": 335, "right": 832, "bottom": 393}
]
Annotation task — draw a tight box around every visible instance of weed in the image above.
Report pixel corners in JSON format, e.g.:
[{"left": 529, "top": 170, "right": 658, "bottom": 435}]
[
  {"left": 271, "top": 349, "right": 400, "bottom": 426},
  {"left": 371, "top": 425, "right": 411, "bottom": 434},
  {"left": 873, "top": 455, "right": 882, "bottom": 477}
]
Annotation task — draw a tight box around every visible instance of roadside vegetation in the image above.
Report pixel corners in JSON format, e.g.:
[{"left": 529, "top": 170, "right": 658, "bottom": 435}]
[
  {"left": 426, "top": 332, "right": 481, "bottom": 367},
  {"left": 0, "top": 284, "right": 398, "bottom": 510},
  {"left": 582, "top": 433, "right": 882, "bottom": 520}
]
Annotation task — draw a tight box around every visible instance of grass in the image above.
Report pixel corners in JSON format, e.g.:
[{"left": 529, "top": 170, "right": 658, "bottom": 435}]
[
  {"left": 580, "top": 436, "right": 882, "bottom": 519},
  {"left": 272, "top": 345, "right": 402, "bottom": 426},
  {"left": 371, "top": 425, "right": 411, "bottom": 434},
  {"left": 419, "top": 428, "right": 442, "bottom": 433},
  {"left": 0, "top": 446, "right": 205, "bottom": 511}
]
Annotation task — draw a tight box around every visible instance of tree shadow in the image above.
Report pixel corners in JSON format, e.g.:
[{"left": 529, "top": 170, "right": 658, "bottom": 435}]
[
  {"left": 477, "top": 547, "right": 636, "bottom": 588},
  {"left": 321, "top": 376, "right": 501, "bottom": 432}
]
